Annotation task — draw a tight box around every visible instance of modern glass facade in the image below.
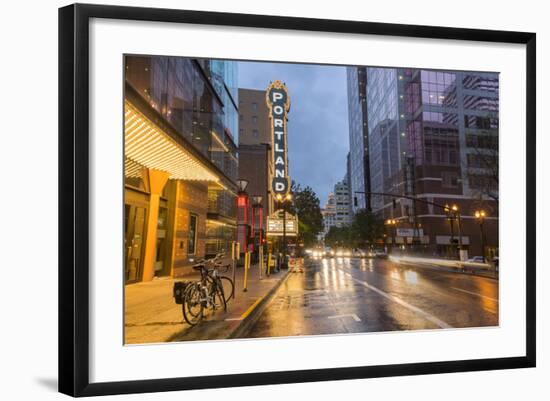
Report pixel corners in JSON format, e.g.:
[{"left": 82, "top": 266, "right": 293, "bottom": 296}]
[
  {"left": 403, "top": 69, "right": 499, "bottom": 200},
  {"left": 346, "top": 67, "right": 371, "bottom": 212},
  {"left": 348, "top": 66, "right": 499, "bottom": 257},
  {"left": 124, "top": 56, "right": 239, "bottom": 282}
]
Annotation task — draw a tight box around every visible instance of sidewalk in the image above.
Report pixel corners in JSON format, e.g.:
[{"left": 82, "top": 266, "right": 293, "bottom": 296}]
[
  {"left": 390, "top": 255, "right": 499, "bottom": 279},
  {"left": 124, "top": 261, "right": 293, "bottom": 344}
]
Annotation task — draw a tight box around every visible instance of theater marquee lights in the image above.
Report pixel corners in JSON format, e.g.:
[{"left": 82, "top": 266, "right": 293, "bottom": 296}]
[{"left": 266, "top": 80, "right": 291, "bottom": 196}]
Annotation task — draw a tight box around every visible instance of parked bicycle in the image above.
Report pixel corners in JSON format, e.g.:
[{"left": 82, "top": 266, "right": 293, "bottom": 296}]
[{"left": 181, "top": 253, "right": 234, "bottom": 326}]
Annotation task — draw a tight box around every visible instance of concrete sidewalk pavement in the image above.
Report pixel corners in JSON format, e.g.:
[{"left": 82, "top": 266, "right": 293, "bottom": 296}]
[{"left": 124, "top": 260, "right": 295, "bottom": 344}]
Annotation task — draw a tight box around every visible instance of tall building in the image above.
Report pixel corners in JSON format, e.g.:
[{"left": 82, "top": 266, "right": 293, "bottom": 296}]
[
  {"left": 349, "top": 66, "right": 499, "bottom": 258},
  {"left": 238, "top": 88, "right": 272, "bottom": 145},
  {"left": 321, "top": 192, "right": 337, "bottom": 236},
  {"left": 346, "top": 66, "right": 371, "bottom": 212},
  {"left": 321, "top": 178, "right": 352, "bottom": 239},
  {"left": 124, "top": 56, "right": 238, "bottom": 283},
  {"left": 334, "top": 179, "right": 352, "bottom": 227},
  {"left": 237, "top": 88, "right": 275, "bottom": 251}
]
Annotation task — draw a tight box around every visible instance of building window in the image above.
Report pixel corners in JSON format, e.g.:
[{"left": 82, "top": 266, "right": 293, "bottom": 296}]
[
  {"left": 442, "top": 172, "right": 459, "bottom": 188},
  {"left": 463, "top": 95, "right": 499, "bottom": 112},
  {"left": 252, "top": 116, "right": 258, "bottom": 124},
  {"left": 239, "top": 128, "right": 244, "bottom": 136},
  {"left": 464, "top": 115, "right": 499, "bottom": 129},
  {"left": 188, "top": 214, "right": 198, "bottom": 255},
  {"left": 252, "top": 129, "right": 259, "bottom": 138},
  {"left": 239, "top": 114, "right": 243, "bottom": 122},
  {"left": 252, "top": 102, "right": 258, "bottom": 111}
]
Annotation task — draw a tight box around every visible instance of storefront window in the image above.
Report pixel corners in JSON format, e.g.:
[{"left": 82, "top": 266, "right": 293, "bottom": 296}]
[{"left": 188, "top": 214, "right": 198, "bottom": 255}]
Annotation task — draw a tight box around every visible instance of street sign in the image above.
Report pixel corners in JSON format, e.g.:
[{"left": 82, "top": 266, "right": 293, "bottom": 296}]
[{"left": 396, "top": 228, "right": 424, "bottom": 237}]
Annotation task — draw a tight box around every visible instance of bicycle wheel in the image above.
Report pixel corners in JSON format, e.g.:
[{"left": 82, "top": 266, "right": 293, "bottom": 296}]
[
  {"left": 219, "top": 276, "right": 234, "bottom": 302},
  {"left": 208, "top": 277, "right": 227, "bottom": 311},
  {"left": 212, "top": 286, "right": 227, "bottom": 312},
  {"left": 182, "top": 284, "right": 203, "bottom": 326}
]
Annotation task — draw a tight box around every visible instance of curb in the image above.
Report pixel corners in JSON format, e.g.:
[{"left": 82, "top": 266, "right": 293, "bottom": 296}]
[{"left": 227, "top": 268, "right": 293, "bottom": 339}]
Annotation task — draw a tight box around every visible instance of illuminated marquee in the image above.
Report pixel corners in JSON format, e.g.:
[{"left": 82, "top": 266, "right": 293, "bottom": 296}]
[
  {"left": 266, "top": 80, "right": 291, "bottom": 196},
  {"left": 266, "top": 211, "right": 298, "bottom": 237}
]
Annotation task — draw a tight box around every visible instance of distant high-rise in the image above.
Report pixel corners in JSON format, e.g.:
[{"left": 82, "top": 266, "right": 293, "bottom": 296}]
[
  {"left": 321, "top": 192, "right": 336, "bottom": 236},
  {"left": 334, "top": 179, "right": 352, "bottom": 227},
  {"left": 321, "top": 177, "right": 352, "bottom": 239}
]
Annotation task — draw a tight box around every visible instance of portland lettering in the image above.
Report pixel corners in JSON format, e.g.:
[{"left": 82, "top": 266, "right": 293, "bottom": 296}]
[{"left": 266, "top": 81, "right": 291, "bottom": 195}]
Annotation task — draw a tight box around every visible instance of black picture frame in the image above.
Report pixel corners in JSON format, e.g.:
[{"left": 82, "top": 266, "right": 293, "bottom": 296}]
[{"left": 59, "top": 3, "right": 536, "bottom": 397}]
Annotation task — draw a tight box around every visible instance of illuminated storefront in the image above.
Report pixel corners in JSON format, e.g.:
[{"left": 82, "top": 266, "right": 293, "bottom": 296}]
[{"left": 124, "top": 56, "right": 238, "bottom": 283}]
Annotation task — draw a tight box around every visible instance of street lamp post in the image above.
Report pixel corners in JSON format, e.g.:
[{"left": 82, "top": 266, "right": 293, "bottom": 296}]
[
  {"left": 445, "top": 204, "right": 462, "bottom": 258},
  {"left": 385, "top": 218, "right": 397, "bottom": 254},
  {"left": 252, "top": 195, "right": 264, "bottom": 277},
  {"left": 475, "top": 210, "right": 487, "bottom": 262},
  {"left": 236, "top": 179, "right": 249, "bottom": 258},
  {"left": 251, "top": 195, "right": 264, "bottom": 258},
  {"left": 276, "top": 193, "right": 292, "bottom": 269}
]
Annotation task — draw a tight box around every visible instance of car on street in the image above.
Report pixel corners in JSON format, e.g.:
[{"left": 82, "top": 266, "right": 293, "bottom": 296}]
[
  {"left": 333, "top": 248, "right": 351, "bottom": 257},
  {"left": 324, "top": 247, "right": 335, "bottom": 257},
  {"left": 467, "top": 256, "right": 486, "bottom": 263},
  {"left": 373, "top": 250, "right": 388, "bottom": 259}
]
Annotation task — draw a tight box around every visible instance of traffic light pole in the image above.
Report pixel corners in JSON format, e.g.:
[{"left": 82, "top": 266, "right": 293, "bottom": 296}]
[
  {"left": 354, "top": 191, "right": 463, "bottom": 256},
  {"left": 354, "top": 191, "right": 451, "bottom": 212}
]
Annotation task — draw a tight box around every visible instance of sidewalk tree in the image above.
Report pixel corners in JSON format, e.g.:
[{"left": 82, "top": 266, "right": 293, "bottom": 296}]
[
  {"left": 324, "top": 226, "right": 351, "bottom": 248},
  {"left": 350, "top": 209, "right": 385, "bottom": 248},
  {"left": 289, "top": 182, "right": 324, "bottom": 248}
]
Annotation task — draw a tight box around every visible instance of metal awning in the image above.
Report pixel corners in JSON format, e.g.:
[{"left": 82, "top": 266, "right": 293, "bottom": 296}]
[{"left": 124, "top": 101, "right": 220, "bottom": 183}]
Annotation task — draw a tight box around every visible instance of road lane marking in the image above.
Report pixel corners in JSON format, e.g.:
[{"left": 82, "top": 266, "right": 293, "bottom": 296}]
[
  {"left": 328, "top": 313, "right": 361, "bottom": 322},
  {"left": 451, "top": 287, "right": 499, "bottom": 302},
  {"left": 340, "top": 270, "right": 452, "bottom": 329},
  {"left": 224, "top": 297, "right": 262, "bottom": 321}
]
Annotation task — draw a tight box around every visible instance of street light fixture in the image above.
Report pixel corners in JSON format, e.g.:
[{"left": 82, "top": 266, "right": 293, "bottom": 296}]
[{"left": 236, "top": 179, "right": 249, "bottom": 193}]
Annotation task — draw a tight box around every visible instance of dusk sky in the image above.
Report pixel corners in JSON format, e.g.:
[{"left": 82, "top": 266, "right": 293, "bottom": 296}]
[{"left": 238, "top": 61, "right": 350, "bottom": 206}]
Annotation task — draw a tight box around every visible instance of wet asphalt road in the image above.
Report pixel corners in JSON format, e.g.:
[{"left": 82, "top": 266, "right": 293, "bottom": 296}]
[{"left": 244, "top": 257, "right": 499, "bottom": 338}]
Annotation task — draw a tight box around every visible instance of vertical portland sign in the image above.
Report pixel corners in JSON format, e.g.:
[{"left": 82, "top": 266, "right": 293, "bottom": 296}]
[{"left": 266, "top": 80, "right": 291, "bottom": 196}]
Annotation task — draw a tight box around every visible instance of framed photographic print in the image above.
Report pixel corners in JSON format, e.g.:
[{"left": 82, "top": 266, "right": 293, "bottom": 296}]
[{"left": 58, "top": 3, "right": 536, "bottom": 397}]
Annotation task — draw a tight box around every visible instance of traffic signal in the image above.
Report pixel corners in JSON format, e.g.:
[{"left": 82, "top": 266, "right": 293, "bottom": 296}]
[
  {"left": 354, "top": 196, "right": 358, "bottom": 207},
  {"left": 393, "top": 199, "right": 397, "bottom": 209}
]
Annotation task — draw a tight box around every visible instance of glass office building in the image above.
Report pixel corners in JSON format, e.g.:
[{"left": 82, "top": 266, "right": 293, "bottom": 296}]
[
  {"left": 124, "top": 56, "right": 239, "bottom": 283},
  {"left": 346, "top": 67, "right": 371, "bottom": 212},
  {"left": 348, "top": 66, "right": 499, "bottom": 258}
]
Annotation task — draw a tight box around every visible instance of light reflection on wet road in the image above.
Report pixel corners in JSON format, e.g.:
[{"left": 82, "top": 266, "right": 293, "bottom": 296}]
[{"left": 245, "top": 257, "right": 499, "bottom": 338}]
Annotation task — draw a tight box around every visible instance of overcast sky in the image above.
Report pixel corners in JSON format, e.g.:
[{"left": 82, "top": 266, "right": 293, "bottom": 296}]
[{"left": 238, "top": 61, "right": 349, "bottom": 206}]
